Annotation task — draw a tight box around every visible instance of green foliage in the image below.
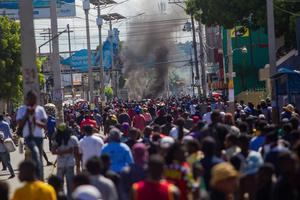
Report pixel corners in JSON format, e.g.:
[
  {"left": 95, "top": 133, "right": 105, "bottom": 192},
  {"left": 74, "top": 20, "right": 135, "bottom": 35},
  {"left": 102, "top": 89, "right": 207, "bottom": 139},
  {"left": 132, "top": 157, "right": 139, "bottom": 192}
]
[
  {"left": 186, "top": 0, "right": 300, "bottom": 47},
  {"left": 0, "top": 17, "right": 46, "bottom": 106},
  {"left": 0, "top": 17, "right": 22, "bottom": 103},
  {"left": 104, "top": 86, "right": 114, "bottom": 99}
]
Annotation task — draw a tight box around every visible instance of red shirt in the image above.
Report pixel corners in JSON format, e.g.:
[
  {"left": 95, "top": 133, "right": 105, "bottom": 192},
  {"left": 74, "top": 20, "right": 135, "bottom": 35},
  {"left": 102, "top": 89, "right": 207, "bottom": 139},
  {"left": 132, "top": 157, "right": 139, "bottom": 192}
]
[
  {"left": 80, "top": 117, "right": 97, "bottom": 129},
  {"left": 133, "top": 114, "right": 146, "bottom": 131},
  {"left": 132, "top": 180, "right": 176, "bottom": 200}
]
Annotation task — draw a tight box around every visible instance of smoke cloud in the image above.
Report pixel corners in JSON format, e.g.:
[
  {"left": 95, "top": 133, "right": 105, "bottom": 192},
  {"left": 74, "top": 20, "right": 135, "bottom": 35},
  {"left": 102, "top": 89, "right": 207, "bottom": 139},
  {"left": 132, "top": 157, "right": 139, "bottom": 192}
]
[{"left": 122, "top": 0, "right": 182, "bottom": 99}]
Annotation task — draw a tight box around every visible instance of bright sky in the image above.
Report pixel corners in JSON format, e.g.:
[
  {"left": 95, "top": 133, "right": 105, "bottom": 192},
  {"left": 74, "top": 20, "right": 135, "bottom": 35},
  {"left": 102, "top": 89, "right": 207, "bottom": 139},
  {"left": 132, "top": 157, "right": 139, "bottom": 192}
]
[{"left": 34, "top": 0, "right": 191, "bottom": 56}]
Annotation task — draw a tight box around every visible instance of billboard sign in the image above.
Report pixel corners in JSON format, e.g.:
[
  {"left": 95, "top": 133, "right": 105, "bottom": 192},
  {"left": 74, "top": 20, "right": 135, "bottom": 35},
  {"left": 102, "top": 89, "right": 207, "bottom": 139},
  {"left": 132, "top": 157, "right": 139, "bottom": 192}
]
[
  {"left": 0, "top": 0, "right": 76, "bottom": 19},
  {"left": 61, "top": 49, "right": 96, "bottom": 72}
]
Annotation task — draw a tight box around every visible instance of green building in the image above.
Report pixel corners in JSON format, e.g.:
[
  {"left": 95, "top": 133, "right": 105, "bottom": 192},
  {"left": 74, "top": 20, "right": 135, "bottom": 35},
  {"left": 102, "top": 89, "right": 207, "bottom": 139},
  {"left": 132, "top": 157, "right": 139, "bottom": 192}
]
[{"left": 223, "top": 27, "right": 269, "bottom": 95}]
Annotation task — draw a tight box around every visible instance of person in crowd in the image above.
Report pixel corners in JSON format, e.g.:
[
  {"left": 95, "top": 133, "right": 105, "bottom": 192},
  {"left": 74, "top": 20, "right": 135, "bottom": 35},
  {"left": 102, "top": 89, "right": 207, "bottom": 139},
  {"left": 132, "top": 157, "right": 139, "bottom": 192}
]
[
  {"left": 142, "top": 126, "right": 152, "bottom": 145},
  {"left": 250, "top": 121, "right": 268, "bottom": 151},
  {"left": 143, "top": 107, "right": 153, "bottom": 125},
  {"left": 181, "top": 112, "right": 194, "bottom": 130},
  {"left": 12, "top": 160, "right": 56, "bottom": 200},
  {"left": 200, "top": 110, "right": 230, "bottom": 156},
  {"left": 104, "top": 114, "right": 118, "bottom": 135},
  {"left": 0, "top": 181, "right": 9, "bottom": 200},
  {"left": 133, "top": 107, "right": 146, "bottom": 132},
  {"left": 281, "top": 104, "right": 296, "bottom": 120},
  {"left": 93, "top": 108, "right": 103, "bottom": 130},
  {"left": 86, "top": 156, "right": 118, "bottom": 200},
  {"left": 153, "top": 109, "right": 167, "bottom": 126},
  {"left": 169, "top": 117, "right": 189, "bottom": 141},
  {"left": 260, "top": 100, "right": 272, "bottom": 123},
  {"left": 200, "top": 137, "right": 224, "bottom": 191},
  {"left": 72, "top": 174, "right": 102, "bottom": 200},
  {"left": 48, "top": 175, "right": 68, "bottom": 200},
  {"left": 79, "top": 125, "right": 104, "bottom": 170},
  {"left": 164, "top": 142, "right": 194, "bottom": 200},
  {"left": 101, "top": 128, "right": 133, "bottom": 173},
  {"left": 222, "top": 133, "right": 241, "bottom": 161},
  {"left": 16, "top": 90, "right": 48, "bottom": 180},
  {"left": 45, "top": 106, "right": 56, "bottom": 152},
  {"left": 100, "top": 154, "right": 120, "bottom": 187},
  {"left": 161, "top": 115, "right": 174, "bottom": 136},
  {"left": 119, "top": 143, "right": 148, "bottom": 200},
  {"left": 0, "top": 132, "right": 15, "bottom": 179},
  {"left": 255, "top": 164, "right": 275, "bottom": 200},
  {"left": 224, "top": 113, "right": 240, "bottom": 135},
  {"left": 209, "top": 162, "right": 239, "bottom": 200},
  {"left": 125, "top": 127, "right": 141, "bottom": 149},
  {"left": 0, "top": 114, "right": 12, "bottom": 171},
  {"left": 131, "top": 155, "right": 180, "bottom": 200},
  {"left": 80, "top": 110, "right": 97, "bottom": 130},
  {"left": 0, "top": 115, "right": 12, "bottom": 140},
  {"left": 273, "top": 152, "right": 300, "bottom": 200},
  {"left": 234, "top": 135, "right": 263, "bottom": 200},
  {"left": 76, "top": 110, "right": 85, "bottom": 125},
  {"left": 202, "top": 106, "right": 212, "bottom": 125},
  {"left": 118, "top": 108, "right": 131, "bottom": 125},
  {"left": 51, "top": 123, "right": 80, "bottom": 197},
  {"left": 184, "top": 139, "right": 203, "bottom": 167}
]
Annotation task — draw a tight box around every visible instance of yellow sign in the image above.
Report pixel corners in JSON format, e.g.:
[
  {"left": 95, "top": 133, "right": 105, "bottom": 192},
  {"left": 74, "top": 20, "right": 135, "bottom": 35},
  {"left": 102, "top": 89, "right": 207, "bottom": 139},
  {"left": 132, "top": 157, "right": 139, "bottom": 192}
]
[
  {"left": 228, "top": 80, "right": 234, "bottom": 89},
  {"left": 230, "top": 26, "right": 249, "bottom": 38}
]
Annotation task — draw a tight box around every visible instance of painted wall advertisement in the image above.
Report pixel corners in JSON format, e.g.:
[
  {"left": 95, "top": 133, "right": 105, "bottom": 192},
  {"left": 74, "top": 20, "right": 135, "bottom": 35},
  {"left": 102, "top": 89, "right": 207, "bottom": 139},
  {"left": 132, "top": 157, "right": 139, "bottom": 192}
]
[{"left": 0, "top": 0, "right": 76, "bottom": 19}]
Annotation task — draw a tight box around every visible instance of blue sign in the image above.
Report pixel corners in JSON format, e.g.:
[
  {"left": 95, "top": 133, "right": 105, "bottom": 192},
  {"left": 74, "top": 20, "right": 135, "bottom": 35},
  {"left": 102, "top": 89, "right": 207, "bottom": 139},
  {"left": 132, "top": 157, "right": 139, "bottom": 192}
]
[
  {"left": 61, "top": 49, "right": 96, "bottom": 72},
  {"left": 0, "top": 0, "right": 76, "bottom": 19}
]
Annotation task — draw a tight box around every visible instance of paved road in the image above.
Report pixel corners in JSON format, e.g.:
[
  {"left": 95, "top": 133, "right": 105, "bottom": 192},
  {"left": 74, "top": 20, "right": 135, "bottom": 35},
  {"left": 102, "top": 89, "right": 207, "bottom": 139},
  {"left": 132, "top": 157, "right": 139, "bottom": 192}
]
[{"left": 0, "top": 138, "right": 57, "bottom": 197}]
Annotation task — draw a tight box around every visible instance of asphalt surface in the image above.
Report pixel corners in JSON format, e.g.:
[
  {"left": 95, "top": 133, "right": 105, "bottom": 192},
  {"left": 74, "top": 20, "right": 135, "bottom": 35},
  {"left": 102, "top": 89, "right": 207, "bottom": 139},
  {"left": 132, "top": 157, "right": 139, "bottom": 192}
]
[{"left": 0, "top": 138, "right": 57, "bottom": 197}]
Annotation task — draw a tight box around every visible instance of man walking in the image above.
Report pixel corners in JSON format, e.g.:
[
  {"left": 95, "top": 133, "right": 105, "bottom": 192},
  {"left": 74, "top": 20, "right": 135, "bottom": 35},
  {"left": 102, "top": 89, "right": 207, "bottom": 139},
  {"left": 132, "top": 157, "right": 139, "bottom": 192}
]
[
  {"left": 0, "top": 114, "right": 12, "bottom": 171},
  {"left": 79, "top": 125, "right": 104, "bottom": 170},
  {"left": 0, "top": 132, "right": 15, "bottom": 178},
  {"left": 16, "top": 91, "right": 48, "bottom": 180}
]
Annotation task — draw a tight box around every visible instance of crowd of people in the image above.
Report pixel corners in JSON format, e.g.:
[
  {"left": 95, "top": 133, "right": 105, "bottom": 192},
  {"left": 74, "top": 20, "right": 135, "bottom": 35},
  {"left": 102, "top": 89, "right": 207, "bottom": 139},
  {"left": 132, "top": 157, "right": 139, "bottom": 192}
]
[{"left": 1, "top": 92, "right": 300, "bottom": 200}]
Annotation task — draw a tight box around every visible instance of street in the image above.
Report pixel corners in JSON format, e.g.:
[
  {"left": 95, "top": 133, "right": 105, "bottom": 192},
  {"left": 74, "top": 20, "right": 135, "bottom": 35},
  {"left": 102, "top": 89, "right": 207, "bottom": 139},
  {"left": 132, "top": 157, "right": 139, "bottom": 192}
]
[{"left": 0, "top": 139, "right": 56, "bottom": 197}]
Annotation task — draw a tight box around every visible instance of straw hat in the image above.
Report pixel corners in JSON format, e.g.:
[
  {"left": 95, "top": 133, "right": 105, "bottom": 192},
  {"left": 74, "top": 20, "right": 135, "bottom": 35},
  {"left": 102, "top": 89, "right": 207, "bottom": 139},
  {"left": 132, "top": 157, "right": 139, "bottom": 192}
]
[{"left": 283, "top": 104, "right": 295, "bottom": 113}]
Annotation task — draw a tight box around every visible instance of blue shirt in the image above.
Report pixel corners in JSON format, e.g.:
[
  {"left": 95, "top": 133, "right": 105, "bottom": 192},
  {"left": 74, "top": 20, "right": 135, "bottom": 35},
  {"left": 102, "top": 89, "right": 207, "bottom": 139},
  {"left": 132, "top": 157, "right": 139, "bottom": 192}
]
[
  {"left": 47, "top": 116, "right": 56, "bottom": 136},
  {"left": 101, "top": 142, "right": 134, "bottom": 173},
  {"left": 0, "top": 120, "right": 11, "bottom": 139},
  {"left": 250, "top": 136, "right": 266, "bottom": 151}
]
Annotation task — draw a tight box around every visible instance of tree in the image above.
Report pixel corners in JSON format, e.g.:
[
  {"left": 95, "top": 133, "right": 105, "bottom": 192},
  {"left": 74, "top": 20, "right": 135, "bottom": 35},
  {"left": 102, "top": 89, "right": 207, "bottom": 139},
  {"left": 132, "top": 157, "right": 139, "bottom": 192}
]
[
  {"left": 0, "top": 17, "right": 45, "bottom": 109},
  {"left": 186, "top": 0, "right": 300, "bottom": 47},
  {"left": 0, "top": 17, "right": 22, "bottom": 107}
]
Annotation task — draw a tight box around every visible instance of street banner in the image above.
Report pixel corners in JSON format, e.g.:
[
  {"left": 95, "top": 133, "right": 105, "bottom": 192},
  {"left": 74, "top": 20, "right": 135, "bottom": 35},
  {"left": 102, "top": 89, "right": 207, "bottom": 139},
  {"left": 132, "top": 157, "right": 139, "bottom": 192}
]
[{"left": 0, "top": 0, "right": 76, "bottom": 19}]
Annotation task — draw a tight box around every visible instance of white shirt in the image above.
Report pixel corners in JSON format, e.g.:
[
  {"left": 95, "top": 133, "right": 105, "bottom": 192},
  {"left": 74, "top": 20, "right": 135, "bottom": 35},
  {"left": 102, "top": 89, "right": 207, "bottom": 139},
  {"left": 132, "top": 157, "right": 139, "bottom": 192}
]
[
  {"left": 79, "top": 135, "right": 104, "bottom": 169},
  {"left": 16, "top": 105, "right": 47, "bottom": 138},
  {"left": 203, "top": 112, "right": 212, "bottom": 125},
  {"left": 169, "top": 126, "right": 189, "bottom": 140}
]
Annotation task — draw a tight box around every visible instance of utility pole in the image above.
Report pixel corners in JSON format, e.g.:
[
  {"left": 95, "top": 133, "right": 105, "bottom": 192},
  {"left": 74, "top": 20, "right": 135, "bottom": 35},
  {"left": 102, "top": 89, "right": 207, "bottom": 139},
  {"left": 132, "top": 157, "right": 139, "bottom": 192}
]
[
  {"left": 50, "top": 0, "right": 64, "bottom": 123},
  {"left": 267, "top": 0, "right": 278, "bottom": 122},
  {"left": 96, "top": 2, "right": 105, "bottom": 106},
  {"left": 191, "top": 14, "right": 201, "bottom": 97},
  {"left": 226, "top": 30, "right": 234, "bottom": 101},
  {"left": 67, "top": 24, "right": 74, "bottom": 97},
  {"left": 198, "top": 21, "right": 207, "bottom": 97},
  {"left": 190, "top": 47, "right": 195, "bottom": 96},
  {"left": 19, "top": 0, "right": 40, "bottom": 101},
  {"left": 83, "top": 0, "right": 94, "bottom": 102}
]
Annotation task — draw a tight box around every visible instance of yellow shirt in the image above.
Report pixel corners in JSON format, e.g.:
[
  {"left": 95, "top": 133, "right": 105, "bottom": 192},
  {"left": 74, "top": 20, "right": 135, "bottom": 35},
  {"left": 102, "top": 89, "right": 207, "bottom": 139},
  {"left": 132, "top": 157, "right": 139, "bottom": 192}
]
[{"left": 12, "top": 181, "right": 57, "bottom": 200}]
